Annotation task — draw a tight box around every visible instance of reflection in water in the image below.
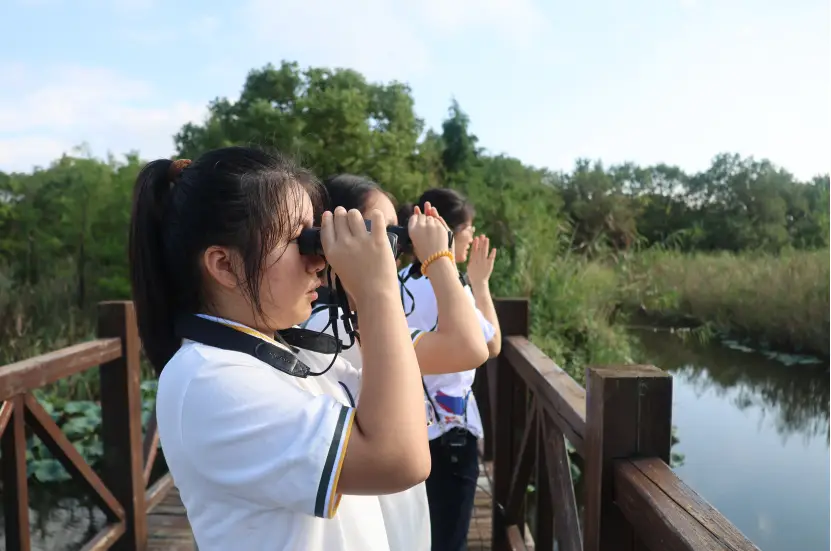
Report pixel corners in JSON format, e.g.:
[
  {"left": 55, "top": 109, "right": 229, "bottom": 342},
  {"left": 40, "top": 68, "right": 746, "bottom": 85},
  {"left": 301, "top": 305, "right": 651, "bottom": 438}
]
[
  {"left": 634, "top": 330, "right": 830, "bottom": 551},
  {"left": 636, "top": 330, "right": 830, "bottom": 444}
]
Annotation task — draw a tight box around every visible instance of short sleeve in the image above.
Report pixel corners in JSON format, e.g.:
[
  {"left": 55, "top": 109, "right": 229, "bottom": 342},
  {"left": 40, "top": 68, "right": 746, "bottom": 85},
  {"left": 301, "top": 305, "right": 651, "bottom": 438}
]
[
  {"left": 402, "top": 277, "right": 439, "bottom": 331},
  {"left": 409, "top": 327, "right": 429, "bottom": 348},
  {"left": 180, "top": 360, "right": 355, "bottom": 519}
]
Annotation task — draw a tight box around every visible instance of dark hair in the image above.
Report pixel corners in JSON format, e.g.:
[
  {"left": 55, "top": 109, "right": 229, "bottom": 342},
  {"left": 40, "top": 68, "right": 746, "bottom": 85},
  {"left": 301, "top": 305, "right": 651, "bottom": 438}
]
[
  {"left": 129, "top": 146, "right": 322, "bottom": 374},
  {"left": 319, "top": 174, "right": 395, "bottom": 222},
  {"left": 396, "top": 202, "right": 415, "bottom": 228},
  {"left": 416, "top": 188, "right": 474, "bottom": 230}
]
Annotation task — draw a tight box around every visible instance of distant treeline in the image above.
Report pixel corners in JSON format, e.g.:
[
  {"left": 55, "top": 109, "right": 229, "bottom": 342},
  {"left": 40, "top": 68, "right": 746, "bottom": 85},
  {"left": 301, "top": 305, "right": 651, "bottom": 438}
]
[{"left": 1, "top": 60, "right": 827, "bottom": 366}]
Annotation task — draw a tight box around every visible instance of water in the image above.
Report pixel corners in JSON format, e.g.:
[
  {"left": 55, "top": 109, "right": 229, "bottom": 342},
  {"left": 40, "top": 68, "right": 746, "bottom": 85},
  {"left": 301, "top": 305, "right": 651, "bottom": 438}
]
[{"left": 633, "top": 330, "right": 830, "bottom": 551}]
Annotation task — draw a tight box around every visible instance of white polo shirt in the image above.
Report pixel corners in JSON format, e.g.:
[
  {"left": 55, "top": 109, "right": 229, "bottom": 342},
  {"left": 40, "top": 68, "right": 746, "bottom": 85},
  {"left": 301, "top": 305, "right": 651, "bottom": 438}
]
[
  {"left": 155, "top": 315, "right": 390, "bottom": 551},
  {"left": 302, "top": 306, "right": 432, "bottom": 551},
  {"left": 398, "top": 265, "right": 496, "bottom": 442}
]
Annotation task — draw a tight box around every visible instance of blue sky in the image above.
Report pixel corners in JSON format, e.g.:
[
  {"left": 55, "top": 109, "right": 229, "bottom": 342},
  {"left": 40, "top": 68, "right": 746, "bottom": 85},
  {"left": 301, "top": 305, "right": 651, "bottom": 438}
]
[{"left": 1, "top": 0, "right": 828, "bottom": 180}]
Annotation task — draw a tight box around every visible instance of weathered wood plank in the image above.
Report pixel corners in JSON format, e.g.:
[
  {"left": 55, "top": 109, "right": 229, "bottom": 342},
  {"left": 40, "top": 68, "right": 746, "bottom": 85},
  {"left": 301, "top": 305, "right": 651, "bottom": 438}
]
[
  {"left": 0, "top": 338, "right": 122, "bottom": 400},
  {"left": 623, "top": 458, "right": 761, "bottom": 551},
  {"left": 616, "top": 460, "right": 730, "bottom": 551}
]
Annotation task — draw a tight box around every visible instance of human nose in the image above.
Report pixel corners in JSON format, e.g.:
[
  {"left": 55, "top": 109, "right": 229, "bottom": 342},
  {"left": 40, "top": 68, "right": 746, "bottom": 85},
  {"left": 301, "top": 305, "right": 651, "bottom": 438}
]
[{"left": 305, "top": 254, "right": 326, "bottom": 273}]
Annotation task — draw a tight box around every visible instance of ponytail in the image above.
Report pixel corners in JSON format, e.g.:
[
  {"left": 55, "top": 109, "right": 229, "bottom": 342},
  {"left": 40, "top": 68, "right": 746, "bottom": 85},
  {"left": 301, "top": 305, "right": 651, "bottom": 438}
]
[{"left": 129, "top": 159, "right": 179, "bottom": 375}]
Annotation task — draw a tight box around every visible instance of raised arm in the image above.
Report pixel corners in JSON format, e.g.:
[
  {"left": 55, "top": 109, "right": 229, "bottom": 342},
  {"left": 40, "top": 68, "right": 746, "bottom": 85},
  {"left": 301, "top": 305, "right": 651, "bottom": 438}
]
[
  {"left": 409, "top": 205, "right": 489, "bottom": 375},
  {"left": 466, "top": 235, "right": 501, "bottom": 357},
  {"left": 321, "top": 207, "right": 430, "bottom": 495}
]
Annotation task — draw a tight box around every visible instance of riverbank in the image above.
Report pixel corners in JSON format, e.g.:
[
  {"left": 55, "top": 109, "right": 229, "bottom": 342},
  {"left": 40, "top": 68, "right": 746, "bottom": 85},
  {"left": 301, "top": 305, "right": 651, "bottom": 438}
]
[{"left": 616, "top": 249, "right": 830, "bottom": 359}]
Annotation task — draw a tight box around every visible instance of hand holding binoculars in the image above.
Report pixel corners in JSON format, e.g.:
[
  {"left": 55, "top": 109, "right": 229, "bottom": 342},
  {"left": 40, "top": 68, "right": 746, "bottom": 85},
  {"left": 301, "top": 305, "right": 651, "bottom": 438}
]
[{"left": 296, "top": 219, "right": 453, "bottom": 258}]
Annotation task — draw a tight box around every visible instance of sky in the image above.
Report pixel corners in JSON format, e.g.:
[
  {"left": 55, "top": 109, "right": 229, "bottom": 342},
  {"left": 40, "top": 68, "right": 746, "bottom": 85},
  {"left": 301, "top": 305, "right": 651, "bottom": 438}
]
[{"left": 0, "top": 0, "right": 828, "bottom": 181}]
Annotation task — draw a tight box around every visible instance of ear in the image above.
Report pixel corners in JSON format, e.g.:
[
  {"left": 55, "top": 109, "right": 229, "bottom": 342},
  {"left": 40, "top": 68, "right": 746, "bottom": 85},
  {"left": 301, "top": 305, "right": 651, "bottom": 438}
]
[{"left": 202, "top": 246, "right": 240, "bottom": 290}]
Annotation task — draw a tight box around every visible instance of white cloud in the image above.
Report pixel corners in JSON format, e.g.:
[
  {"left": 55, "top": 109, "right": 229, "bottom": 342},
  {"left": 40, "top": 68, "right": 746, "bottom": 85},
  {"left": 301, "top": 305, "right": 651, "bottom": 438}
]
[{"left": 0, "top": 64, "right": 205, "bottom": 172}]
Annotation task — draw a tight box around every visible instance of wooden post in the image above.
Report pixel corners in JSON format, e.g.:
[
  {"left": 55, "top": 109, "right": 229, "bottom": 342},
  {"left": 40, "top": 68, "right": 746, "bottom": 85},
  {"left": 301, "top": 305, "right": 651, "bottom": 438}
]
[
  {"left": 490, "top": 298, "right": 530, "bottom": 551},
  {"left": 1, "top": 397, "right": 31, "bottom": 551},
  {"left": 98, "top": 301, "right": 148, "bottom": 551},
  {"left": 582, "top": 365, "right": 673, "bottom": 551}
]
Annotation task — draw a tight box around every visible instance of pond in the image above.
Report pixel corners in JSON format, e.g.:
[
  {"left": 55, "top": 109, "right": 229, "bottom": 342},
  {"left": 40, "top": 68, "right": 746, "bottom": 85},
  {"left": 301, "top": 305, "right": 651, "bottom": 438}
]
[{"left": 633, "top": 329, "right": 830, "bottom": 551}]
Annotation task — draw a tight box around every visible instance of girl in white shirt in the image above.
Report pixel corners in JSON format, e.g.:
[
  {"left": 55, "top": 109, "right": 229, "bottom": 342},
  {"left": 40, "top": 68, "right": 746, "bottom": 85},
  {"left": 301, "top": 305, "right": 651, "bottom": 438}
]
[
  {"left": 301, "top": 174, "right": 491, "bottom": 551},
  {"left": 400, "top": 188, "right": 502, "bottom": 551},
  {"left": 128, "top": 146, "right": 453, "bottom": 551}
]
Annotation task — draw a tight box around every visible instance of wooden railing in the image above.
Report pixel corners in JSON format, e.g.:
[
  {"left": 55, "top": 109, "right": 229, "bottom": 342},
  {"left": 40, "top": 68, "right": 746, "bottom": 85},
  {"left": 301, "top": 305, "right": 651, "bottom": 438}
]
[
  {"left": 472, "top": 298, "right": 762, "bottom": 551},
  {"left": 1, "top": 298, "right": 763, "bottom": 551},
  {"left": 0, "top": 301, "right": 171, "bottom": 551}
]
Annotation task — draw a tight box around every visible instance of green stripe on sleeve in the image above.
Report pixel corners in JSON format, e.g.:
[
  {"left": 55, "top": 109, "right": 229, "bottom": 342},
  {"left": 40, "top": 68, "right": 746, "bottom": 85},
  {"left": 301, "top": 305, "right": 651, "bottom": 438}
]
[{"left": 314, "top": 405, "right": 351, "bottom": 518}]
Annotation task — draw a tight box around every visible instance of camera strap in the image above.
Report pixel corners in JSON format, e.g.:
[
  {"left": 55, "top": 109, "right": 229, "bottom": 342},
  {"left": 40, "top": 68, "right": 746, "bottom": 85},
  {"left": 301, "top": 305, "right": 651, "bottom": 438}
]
[
  {"left": 174, "top": 314, "right": 313, "bottom": 378},
  {"left": 273, "top": 266, "right": 361, "bottom": 378}
]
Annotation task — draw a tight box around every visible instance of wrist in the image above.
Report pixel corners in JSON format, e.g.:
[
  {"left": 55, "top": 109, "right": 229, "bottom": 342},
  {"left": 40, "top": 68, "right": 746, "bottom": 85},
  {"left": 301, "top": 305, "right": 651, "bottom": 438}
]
[
  {"left": 351, "top": 279, "right": 401, "bottom": 306},
  {"left": 422, "top": 254, "right": 457, "bottom": 278}
]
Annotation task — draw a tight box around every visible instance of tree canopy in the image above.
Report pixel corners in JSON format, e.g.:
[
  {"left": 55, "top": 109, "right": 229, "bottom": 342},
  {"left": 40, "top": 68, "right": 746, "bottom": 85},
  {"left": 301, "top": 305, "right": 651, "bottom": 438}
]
[{"left": 1, "top": 60, "right": 828, "bottom": 314}]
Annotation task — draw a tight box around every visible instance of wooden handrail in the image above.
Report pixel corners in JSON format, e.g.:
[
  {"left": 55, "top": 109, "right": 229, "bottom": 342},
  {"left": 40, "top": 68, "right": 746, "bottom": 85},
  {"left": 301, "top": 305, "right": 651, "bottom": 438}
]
[
  {"left": 0, "top": 301, "right": 169, "bottom": 551},
  {"left": 474, "top": 297, "right": 761, "bottom": 551},
  {"left": 0, "top": 338, "right": 122, "bottom": 401}
]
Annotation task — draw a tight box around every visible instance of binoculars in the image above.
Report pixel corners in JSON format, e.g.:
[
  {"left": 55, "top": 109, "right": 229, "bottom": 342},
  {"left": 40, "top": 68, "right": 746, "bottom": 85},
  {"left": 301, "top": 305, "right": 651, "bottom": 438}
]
[{"left": 296, "top": 220, "right": 452, "bottom": 257}]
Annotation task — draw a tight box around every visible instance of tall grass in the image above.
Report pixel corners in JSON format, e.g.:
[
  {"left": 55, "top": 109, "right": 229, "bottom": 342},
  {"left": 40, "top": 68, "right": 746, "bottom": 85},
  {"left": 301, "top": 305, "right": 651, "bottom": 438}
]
[
  {"left": 617, "top": 249, "right": 830, "bottom": 358},
  {"left": 0, "top": 268, "right": 96, "bottom": 365},
  {"left": 489, "top": 239, "right": 635, "bottom": 384}
]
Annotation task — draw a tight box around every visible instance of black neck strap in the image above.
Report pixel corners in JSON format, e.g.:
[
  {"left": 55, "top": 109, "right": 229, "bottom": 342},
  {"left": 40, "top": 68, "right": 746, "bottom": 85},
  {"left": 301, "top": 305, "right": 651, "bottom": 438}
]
[
  {"left": 278, "top": 327, "right": 341, "bottom": 355},
  {"left": 174, "top": 314, "right": 312, "bottom": 378}
]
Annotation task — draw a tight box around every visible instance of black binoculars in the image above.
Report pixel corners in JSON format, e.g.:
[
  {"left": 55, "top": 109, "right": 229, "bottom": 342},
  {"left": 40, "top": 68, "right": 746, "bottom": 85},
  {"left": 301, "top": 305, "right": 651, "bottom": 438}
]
[{"left": 296, "top": 220, "right": 452, "bottom": 257}]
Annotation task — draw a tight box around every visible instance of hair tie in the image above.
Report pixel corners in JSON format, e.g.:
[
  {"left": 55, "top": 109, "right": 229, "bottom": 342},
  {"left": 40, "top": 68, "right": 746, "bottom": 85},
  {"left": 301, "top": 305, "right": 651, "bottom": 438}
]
[{"left": 168, "top": 159, "right": 192, "bottom": 182}]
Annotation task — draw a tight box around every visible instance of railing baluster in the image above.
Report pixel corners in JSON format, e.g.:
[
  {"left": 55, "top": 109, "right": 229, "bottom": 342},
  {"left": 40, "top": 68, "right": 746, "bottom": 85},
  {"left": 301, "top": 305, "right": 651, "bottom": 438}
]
[
  {"left": 541, "top": 412, "right": 582, "bottom": 551},
  {"left": 534, "top": 406, "right": 554, "bottom": 551},
  {"left": 1, "top": 397, "right": 31, "bottom": 551},
  {"left": 506, "top": 395, "right": 537, "bottom": 521},
  {"left": 98, "top": 301, "right": 148, "bottom": 551}
]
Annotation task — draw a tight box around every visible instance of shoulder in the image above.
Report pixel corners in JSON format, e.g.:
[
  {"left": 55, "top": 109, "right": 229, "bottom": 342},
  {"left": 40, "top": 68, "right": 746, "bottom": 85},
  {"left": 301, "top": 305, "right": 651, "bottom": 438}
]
[{"left": 160, "top": 341, "right": 314, "bottom": 413}]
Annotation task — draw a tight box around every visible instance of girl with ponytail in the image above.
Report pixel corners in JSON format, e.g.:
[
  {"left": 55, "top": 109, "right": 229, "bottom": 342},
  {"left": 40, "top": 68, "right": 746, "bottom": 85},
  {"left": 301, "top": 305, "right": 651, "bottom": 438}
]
[{"left": 128, "top": 146, "right": 441, "bottom": 551}]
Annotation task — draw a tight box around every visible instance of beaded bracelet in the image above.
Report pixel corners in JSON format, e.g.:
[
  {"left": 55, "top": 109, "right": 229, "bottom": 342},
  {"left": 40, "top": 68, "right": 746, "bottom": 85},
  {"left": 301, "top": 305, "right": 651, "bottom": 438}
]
[{"left": 420, "top": 250, "right": 455, "bottom": 277}]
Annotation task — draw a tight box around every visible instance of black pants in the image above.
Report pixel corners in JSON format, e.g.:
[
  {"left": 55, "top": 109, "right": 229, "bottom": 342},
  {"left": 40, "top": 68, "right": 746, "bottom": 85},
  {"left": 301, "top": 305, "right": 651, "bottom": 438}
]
[{"left": 425, "top": 428, "right": 480, "bottom": 551}]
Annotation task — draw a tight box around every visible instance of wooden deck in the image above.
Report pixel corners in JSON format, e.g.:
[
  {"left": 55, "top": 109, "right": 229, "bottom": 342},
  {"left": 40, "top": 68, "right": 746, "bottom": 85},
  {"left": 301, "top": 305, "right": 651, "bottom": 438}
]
[{"left": 147, "top": 459, "right": 496, "bottom": 550}]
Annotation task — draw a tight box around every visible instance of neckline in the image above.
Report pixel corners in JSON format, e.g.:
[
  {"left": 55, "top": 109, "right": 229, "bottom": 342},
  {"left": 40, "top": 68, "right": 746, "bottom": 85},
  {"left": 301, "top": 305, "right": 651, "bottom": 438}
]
[{"left": 195, "top": 313, "right": 293, "bottom": 353}]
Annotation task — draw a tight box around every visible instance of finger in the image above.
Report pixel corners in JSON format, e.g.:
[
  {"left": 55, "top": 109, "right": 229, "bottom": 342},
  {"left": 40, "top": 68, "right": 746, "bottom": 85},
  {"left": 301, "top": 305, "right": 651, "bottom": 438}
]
[
  {"left": 333, "top": 206, "right": 349, "bottom": 239},
  {"left": 320, "top": 210, "right": 335, "bottom": 251},
  {"left": 346, "top": 208, "right": 366, "bottom": 236},
  {"left": 367, "top": 209, "right": 387, "bottom": 244},
  {"left": 488, "top": 248, "right": 497, "bottom": 261},
  {"left": 408, "top": 211, "right": 420, "bottom": 231},
  {"left": 413, "top": 205, "right": 422, "bottom": 216}
]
